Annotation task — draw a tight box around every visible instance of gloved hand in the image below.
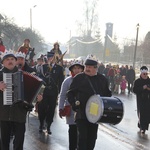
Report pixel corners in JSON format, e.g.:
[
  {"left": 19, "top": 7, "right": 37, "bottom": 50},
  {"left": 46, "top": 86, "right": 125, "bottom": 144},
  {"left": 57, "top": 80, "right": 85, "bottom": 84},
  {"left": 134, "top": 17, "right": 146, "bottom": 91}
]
[{"left": 23, "top": 103, "right": 34, "bottom": 111}]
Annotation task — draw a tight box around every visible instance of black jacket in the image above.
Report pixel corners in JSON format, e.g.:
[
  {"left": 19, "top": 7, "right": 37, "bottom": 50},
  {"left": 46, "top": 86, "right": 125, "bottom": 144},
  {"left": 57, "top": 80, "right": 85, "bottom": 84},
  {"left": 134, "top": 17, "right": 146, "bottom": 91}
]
[
  {"left": 22, "top": 62, "right": 36, "bottom": 73},
  {"left": 40, "top": 63, "right": 64, "bottom": 93},
  {"left": 0, "top": 67, "right": 27, "bottom": 123},
  {"left": 133, "top": 76, "right": 150, "bottom": 126},
  {"left": 126, "top": 69, "right": 135, "bottom": 82},
  {"left": 68, "top": 72, "right": 112, "bottom": 121}
]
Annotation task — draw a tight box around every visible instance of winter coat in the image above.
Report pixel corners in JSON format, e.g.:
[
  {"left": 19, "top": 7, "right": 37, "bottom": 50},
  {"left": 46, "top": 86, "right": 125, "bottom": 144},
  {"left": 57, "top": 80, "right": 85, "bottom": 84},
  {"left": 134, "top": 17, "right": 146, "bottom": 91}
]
[
  {"left": 59, "top": 76, "right": 76, "bottom": 125},
  {"left": 0, "top": 67, "right": 27, "bottom": 123},
  {"left": 0, "top": 44, "right": 5, "bottom": 53},
  {"left": 126, "top": 69, "right": 135, "bottom": 83},
  {"left": 133, "top": 76, "right": 150, "bottom": 127},
  {"left": 68, "top": 72, "right": 112, "bottom": 121},
  {"left": 120, "top": 79, "right": 127, "bottom": 90}
]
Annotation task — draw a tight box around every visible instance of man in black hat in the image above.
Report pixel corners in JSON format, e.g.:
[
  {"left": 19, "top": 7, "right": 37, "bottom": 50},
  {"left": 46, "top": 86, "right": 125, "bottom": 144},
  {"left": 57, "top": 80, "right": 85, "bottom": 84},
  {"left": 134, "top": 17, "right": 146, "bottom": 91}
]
[
  {"left": 68, "top": 54, "right": 111, "bottom": 150},
  {"left": 133, "top": 66, "right": 150, "bottom": 134},
  {"left": 37, "top": 51, "right": 64, "bottom": 134},
  {"left": 0, "top": 51, "right": 29, "bottom": 150}
]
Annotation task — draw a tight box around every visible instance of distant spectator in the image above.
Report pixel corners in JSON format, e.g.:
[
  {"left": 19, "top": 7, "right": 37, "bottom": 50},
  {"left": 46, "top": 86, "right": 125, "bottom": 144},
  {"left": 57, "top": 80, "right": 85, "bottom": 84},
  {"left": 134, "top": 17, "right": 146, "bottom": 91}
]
[
  {"left": 103, "top": 64, "right": 110, "bottom": 79},
  {"left": 120, "top": 75, "right": 127, "bottom": 93},
  {"left": 114, "top": 70, "right": 122, "bottom": 94},
  {"left": 126, "top": 66, "right": 135, "bottom": 94},
  {"left": 120, "top": 65, "right": 127, "bottom": 77},
  {"left": 125, "top": 65, "right": 129, "bottom": 74},
  {"left": 98, "top": 62, "right": 105, "bottom": 74},
  {"left": 0, "top": 38, "right": 5, "bottom": 53},
  {"left": 107, "top": 66, "right": 116, "bottom": 92}
]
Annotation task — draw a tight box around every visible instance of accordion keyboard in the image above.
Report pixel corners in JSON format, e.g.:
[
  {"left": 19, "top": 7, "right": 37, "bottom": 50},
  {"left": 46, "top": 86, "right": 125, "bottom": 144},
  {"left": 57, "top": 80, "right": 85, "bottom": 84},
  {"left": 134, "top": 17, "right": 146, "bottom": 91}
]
[{"left": 3, "top": 73, "right": 13, "bottom": 105}]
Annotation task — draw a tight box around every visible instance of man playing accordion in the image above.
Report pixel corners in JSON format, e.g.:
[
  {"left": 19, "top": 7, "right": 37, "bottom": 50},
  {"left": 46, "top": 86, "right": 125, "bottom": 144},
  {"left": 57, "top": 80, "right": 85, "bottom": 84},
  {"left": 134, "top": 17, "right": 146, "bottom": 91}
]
[{"left": 0, "top": 51, "right": 29, "bottom": 150}]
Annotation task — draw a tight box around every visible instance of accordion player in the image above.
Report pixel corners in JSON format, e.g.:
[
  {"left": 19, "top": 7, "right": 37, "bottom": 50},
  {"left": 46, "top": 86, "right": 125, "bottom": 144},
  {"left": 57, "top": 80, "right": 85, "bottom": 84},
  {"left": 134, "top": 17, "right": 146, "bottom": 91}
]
[{"left": 3, "top": 70, "right": 43, "bottom": 110}]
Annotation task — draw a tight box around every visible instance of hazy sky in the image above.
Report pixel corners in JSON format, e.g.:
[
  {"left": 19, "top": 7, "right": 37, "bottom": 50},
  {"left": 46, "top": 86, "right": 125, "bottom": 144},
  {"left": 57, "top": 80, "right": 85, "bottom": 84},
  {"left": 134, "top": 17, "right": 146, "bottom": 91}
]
[{"left": 0, "top": 0, "right": 150, "bottom": 45}]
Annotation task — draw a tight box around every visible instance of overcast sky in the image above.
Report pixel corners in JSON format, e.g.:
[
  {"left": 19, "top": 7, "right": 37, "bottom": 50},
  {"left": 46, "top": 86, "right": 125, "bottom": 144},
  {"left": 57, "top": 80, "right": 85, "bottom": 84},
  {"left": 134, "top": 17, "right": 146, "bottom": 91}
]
[{"left": 0, "top": 0, "right": 150, "bottom": 45}]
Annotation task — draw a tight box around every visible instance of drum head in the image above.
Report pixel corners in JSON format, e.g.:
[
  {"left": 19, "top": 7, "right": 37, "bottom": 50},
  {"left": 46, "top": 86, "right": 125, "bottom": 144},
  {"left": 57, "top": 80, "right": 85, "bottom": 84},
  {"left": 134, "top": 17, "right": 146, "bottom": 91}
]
[{"left": 85, "top": 94, "right": 104, "bottom": 123}]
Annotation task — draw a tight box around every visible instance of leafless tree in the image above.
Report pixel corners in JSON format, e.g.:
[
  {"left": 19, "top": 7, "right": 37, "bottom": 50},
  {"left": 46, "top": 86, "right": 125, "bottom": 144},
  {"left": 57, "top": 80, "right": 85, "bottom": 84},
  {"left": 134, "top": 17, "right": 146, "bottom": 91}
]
[
  {"left": 76, "top": 0, "right": 99, "bottom": 37},
  {"left": 0, "top": 14, "right": 45, "bottom": 53}
]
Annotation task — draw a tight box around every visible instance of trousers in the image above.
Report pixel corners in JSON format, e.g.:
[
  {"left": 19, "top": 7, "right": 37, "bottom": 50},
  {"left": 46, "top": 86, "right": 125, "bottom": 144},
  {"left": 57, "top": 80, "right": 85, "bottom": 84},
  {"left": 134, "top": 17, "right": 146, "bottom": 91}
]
[
  {"left": 76, "top": 119, "right": 98, "bottom": 150},
  {"left": 38, "top": 88, "right": 58, "bottom": 130},
  {"left": 0, "top": 121, "right": 25, "bottom": 150},
  {"left": 69, "top": 125, "right": 77, "bottom": 150}
]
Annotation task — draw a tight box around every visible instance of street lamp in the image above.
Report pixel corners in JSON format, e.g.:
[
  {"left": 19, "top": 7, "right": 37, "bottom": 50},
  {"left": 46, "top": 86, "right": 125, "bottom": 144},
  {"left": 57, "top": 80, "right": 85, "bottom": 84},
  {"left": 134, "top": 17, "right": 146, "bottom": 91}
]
[
  {"left": 103, "top": 34, "right": 108, "bottom": 63},
  {"left": 30, "top": 5, "right": 37, "bottom": 30},
  {"left": 133, "top": 23, "right": 140, "bottom": 69},
  {"left": 0, "top": 14, "right": 4, "bottom": 37}
]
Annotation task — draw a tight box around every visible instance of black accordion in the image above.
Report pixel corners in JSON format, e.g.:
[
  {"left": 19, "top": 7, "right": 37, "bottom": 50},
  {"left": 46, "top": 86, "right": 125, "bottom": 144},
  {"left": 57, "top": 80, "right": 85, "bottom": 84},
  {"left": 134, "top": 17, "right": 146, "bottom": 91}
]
[{"left": 3, "top": 71, "right": 43, "bottom": 105}]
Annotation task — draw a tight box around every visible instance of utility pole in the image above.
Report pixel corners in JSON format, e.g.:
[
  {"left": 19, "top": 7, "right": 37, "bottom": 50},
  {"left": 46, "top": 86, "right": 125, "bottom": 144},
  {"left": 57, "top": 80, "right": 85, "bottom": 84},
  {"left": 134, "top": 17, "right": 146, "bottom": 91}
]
[
  {"left": 133, "top": 23, "right": 140, "bottom": 69},
  {"left": 103, "top": 35, "right": 107, "bottom": 63},
  {"left": 30, "top": 5, "right": 37, "bottom": 30}
]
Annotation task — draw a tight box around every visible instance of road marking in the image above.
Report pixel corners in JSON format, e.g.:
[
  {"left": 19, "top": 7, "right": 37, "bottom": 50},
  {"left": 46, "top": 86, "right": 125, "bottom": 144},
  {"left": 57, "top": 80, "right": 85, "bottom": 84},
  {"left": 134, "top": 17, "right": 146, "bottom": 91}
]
[{"left": 99, "top": 123, "right": 149, "bottom": 150}]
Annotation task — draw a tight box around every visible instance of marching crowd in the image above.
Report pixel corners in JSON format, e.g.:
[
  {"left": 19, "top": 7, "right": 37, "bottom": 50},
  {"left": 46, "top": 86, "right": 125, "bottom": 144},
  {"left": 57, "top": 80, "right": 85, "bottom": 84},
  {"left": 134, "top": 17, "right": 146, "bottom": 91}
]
[{"left": 0, "top": 37, "right": 150, "bottom": 150}]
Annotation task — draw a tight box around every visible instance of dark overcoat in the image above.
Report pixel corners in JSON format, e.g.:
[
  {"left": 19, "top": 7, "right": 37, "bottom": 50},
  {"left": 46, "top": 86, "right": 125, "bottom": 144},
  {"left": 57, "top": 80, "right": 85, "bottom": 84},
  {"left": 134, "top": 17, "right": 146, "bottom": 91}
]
[
  {"left": 133, "top": 76, "right": 150, "bottom": 128},
  {"left": 126, "top": 69, "right": 135, "bottom": 83},
  {"left": 67, "top": 72, "right": 112, "bottom": 121},
  {"left": 38, "top": 63, "right": 64, "bottom": 108},
  {"left": 0, "top": 67, "right": 27, "bottom": 123}
]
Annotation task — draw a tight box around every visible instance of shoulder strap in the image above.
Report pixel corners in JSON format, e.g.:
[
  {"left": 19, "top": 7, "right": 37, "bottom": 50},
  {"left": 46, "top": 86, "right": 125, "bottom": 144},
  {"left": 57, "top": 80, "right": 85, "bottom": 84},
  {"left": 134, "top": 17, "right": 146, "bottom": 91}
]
[{"left": 86, "top": 75, "right": 96, "bottom": 94}]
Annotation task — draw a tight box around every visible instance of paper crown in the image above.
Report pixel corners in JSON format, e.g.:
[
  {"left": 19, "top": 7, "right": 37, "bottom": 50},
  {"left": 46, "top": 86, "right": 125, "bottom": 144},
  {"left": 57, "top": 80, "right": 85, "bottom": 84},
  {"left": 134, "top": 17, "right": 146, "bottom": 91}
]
[
  {"left": 1, "top": 50, "right": 17, "bottom": 63},
  {"left": 69, "top": 60, "right": 84, "bottom": 71},
  {"left": 140, "top": 66, "right": 148, "bottom": 73},
  {"left": 15, "top": 51, "right": 26, "bottom": 58},
  {"left": 84, "top": 54, "right": 98, "bottom": 65}
]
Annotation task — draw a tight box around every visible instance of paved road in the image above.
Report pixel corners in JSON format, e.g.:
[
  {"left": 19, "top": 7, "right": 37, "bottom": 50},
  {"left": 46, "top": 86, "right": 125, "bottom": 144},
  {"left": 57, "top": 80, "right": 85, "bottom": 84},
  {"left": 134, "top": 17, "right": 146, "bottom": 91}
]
[
  {"left": 22, "top": 111, "right": 135, "bottom": 150},
  {"left": 2, "top": 91, "right": 150, "bottom": 150}
]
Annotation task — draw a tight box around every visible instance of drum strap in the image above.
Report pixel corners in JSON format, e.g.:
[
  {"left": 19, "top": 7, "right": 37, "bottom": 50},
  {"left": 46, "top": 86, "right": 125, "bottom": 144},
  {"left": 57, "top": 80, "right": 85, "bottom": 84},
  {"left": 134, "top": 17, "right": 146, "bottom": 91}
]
[{"left": 86, "top": 76, "right": 97, "bottom": 94}]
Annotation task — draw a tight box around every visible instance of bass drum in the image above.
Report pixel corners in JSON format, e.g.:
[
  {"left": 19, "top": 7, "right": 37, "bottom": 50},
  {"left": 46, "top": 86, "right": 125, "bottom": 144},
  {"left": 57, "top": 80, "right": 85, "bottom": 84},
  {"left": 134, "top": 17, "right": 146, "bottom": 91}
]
[{"left": 85, "top": 95, "right": 124, "bottom": 125}]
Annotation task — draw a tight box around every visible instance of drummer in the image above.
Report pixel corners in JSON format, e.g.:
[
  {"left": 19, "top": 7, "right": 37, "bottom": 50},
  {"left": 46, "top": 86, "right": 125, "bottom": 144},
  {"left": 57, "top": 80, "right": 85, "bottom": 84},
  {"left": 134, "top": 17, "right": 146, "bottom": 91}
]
[{"left": 67, "top": 54, "right": 111, "bottom": 150}]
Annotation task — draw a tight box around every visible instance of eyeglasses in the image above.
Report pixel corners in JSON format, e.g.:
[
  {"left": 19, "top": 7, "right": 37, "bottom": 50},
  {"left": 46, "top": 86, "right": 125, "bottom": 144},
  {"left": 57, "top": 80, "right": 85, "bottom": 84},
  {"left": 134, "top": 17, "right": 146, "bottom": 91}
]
[{"left": 143, "top": 73, "right": 148, "bottom": 75}]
